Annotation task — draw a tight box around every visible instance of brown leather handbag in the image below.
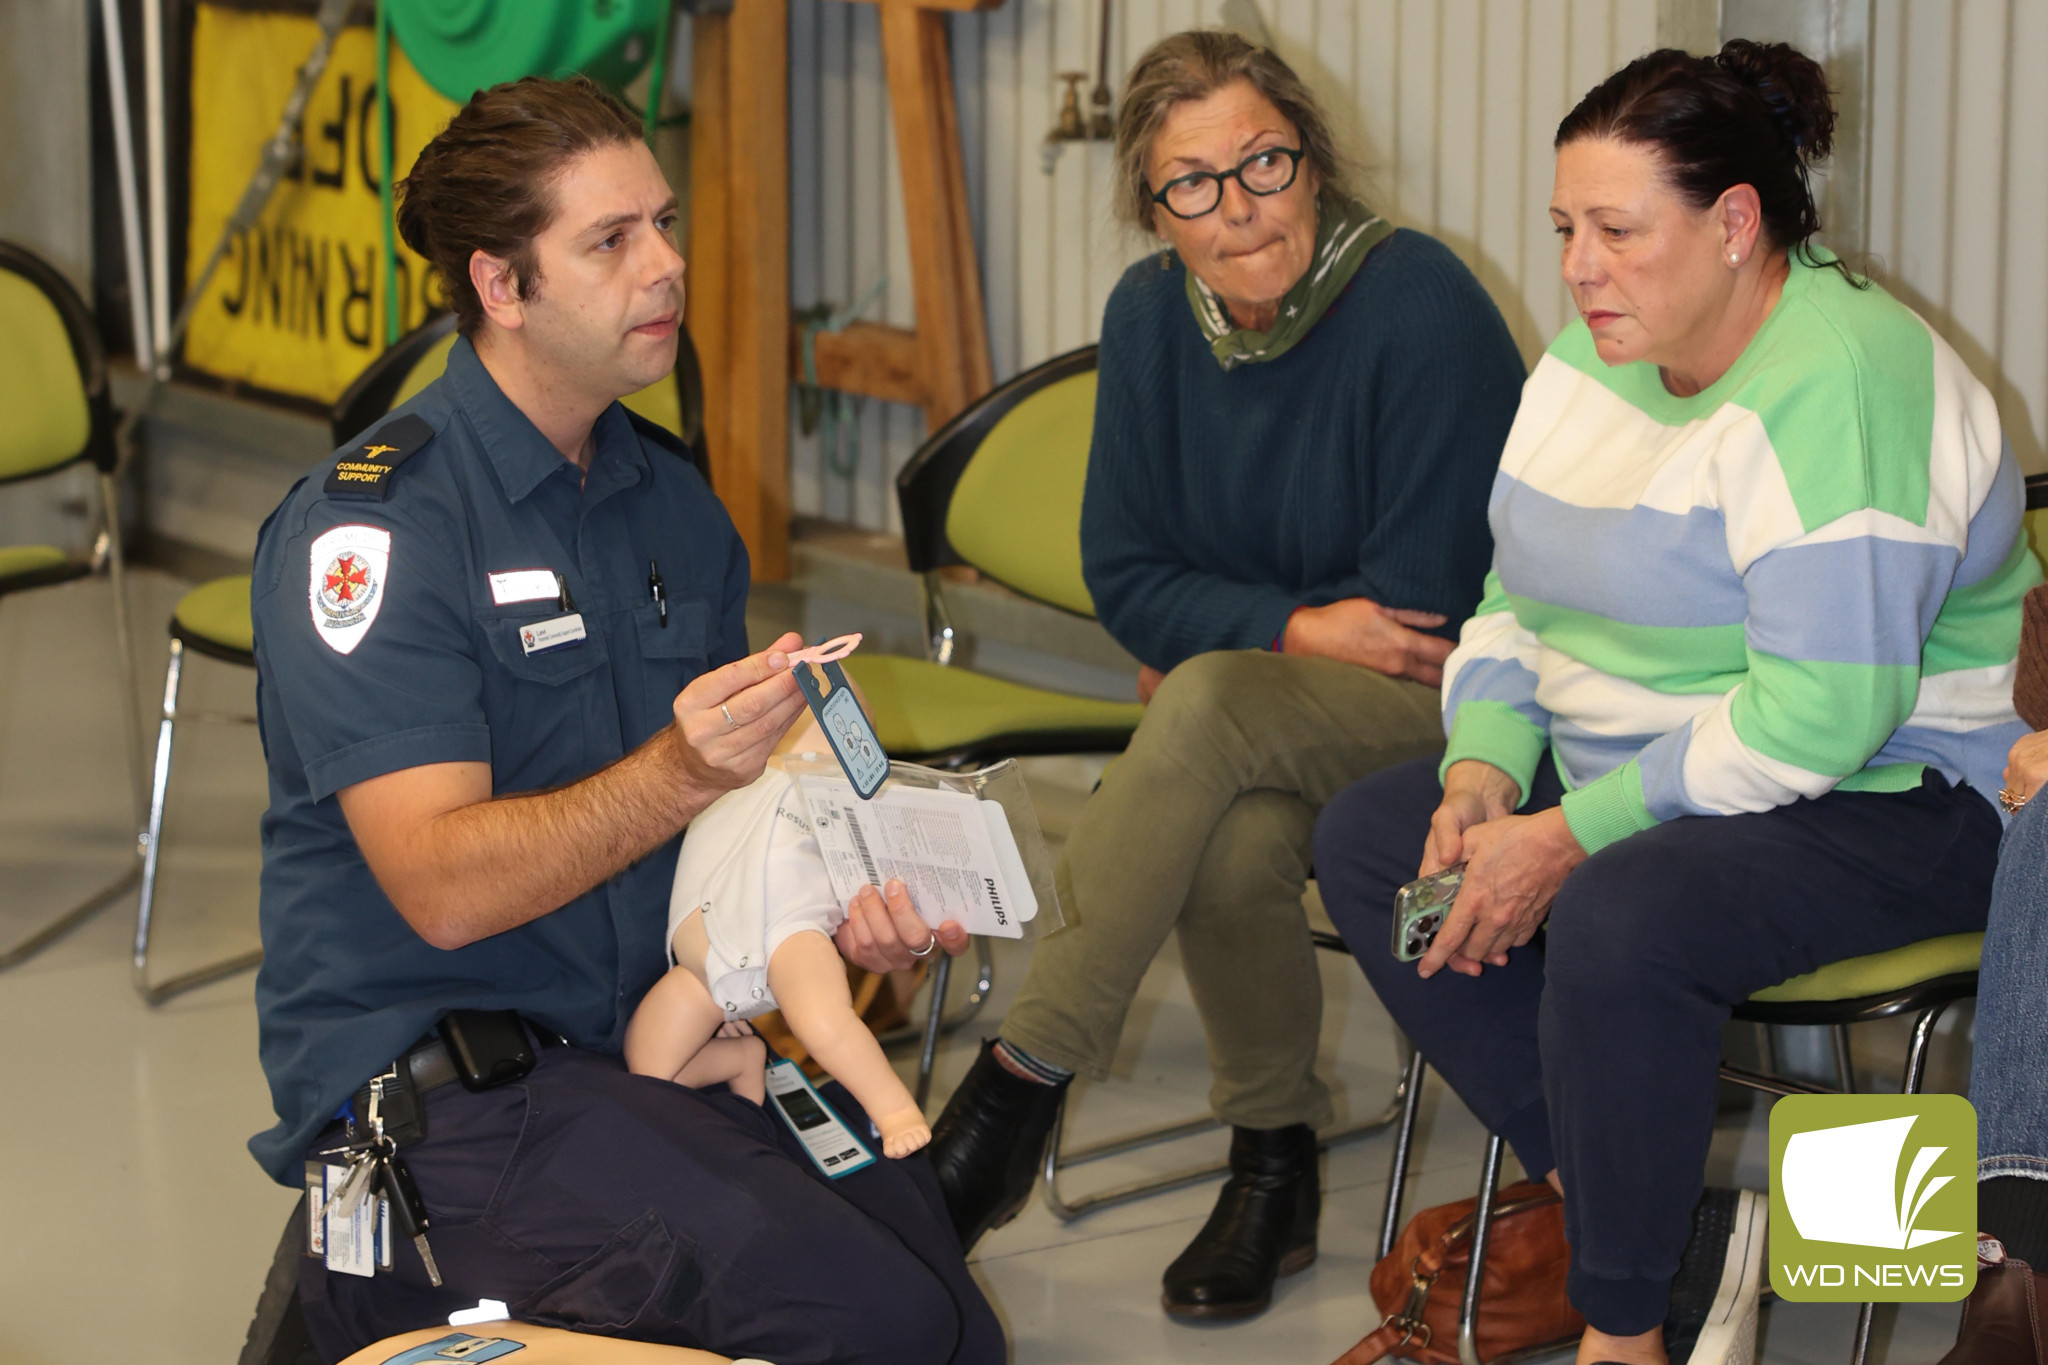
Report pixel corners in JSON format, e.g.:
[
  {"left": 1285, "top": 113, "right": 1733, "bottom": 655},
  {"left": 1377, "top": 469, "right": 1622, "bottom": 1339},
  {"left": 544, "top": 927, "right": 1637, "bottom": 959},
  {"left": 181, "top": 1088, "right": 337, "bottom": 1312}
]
[{"left": 1328, "top": 1181, "right": 1585, "bottom": 1365}]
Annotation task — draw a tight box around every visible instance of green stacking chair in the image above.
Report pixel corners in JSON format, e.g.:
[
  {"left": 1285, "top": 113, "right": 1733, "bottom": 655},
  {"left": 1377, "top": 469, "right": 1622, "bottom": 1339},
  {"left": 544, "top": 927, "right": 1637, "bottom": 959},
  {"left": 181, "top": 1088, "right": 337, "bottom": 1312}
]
[
  {"left": 0, "top": 240, "right": 145, "bottom": 971},
  {"left": 1372, "top": 473, "right": 2048, "bottom": 1365},
  {"left": 841, "top": 347, "right": 1145, "bottom": 1104},
  {"left": 131, "top": 575, "right": 264, "bottom": 1002},
  {"left": 130, "top": 317, "right": 711, "bottom": 1003}
]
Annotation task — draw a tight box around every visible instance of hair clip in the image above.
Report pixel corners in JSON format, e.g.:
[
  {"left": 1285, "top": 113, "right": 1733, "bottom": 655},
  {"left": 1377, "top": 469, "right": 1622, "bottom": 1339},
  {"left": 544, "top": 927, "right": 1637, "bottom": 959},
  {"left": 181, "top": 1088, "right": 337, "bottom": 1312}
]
[{"left": 787, "top": 633, "right": 862, "bottom": 668}]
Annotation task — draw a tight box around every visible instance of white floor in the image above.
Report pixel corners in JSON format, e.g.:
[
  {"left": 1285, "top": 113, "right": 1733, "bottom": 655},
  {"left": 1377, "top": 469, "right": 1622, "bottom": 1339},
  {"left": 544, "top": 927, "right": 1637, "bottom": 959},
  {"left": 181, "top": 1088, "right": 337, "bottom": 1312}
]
[{"left": 0, "top": 571, "right": 1972, "bottom": 1364}]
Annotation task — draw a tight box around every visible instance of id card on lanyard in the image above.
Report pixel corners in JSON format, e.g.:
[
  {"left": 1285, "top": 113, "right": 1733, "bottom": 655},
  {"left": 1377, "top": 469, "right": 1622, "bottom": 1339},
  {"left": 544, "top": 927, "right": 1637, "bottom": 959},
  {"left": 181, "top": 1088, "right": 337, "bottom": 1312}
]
[{"left": 765, "top": 1058, "right": 876, "bottom": 1178}]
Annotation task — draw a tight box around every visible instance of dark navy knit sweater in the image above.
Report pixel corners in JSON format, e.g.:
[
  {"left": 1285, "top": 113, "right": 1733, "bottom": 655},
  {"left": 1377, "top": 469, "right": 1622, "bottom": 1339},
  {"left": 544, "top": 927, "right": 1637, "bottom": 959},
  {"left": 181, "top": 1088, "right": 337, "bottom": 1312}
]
[{"left": 1080, "top": 228, "right": 1526, "bottom": 672}]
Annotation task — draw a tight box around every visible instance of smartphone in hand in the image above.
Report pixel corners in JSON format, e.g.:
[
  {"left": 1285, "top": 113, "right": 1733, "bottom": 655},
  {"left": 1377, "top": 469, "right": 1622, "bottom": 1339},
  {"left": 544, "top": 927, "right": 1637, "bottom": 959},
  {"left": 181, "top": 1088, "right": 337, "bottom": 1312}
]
[{"left": 1391, "top": 864, "right": 1466, "bottom": 962}]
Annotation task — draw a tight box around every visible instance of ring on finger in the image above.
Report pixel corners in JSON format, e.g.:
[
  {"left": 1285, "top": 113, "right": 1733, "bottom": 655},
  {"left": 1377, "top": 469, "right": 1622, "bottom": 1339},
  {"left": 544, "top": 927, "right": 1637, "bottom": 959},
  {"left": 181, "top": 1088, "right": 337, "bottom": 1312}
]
[
  {"left": 2000, "top": 786, "right": 2028, "bottom": 814},
  {"left": 908, "top": 934, "right": 938, "bottom": 959},
  {"left": 721, "top": 703, "right": 739, "bottom": 730}
]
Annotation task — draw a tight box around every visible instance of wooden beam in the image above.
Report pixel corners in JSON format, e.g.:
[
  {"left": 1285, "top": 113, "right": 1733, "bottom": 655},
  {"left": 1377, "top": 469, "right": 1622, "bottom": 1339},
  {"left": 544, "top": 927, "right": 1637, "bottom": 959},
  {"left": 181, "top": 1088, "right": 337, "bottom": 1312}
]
[
  {"left": 687, "top": 3, "right": 790, "bottom": 582},
  {"left": 879, "top": 3, "right": 994, "bottom": 429},
  {"left": 793, "top": 321, "right": 926, "bottom": 408}
]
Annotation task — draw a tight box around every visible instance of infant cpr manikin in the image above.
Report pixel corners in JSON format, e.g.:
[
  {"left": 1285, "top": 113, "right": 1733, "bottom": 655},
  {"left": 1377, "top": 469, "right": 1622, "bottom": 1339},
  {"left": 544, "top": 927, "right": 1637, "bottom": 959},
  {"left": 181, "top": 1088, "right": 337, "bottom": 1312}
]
[{"left": 623, "top": 715, "right": 931, "bottom": 1158}]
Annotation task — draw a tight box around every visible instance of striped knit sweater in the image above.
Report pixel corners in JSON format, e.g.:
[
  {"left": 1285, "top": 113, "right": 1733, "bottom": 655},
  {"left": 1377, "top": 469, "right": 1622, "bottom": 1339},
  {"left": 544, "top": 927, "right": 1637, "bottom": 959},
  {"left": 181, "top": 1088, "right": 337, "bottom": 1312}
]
[{"left": 1441, "top": 252, "right": 2039, "bottom": 855}]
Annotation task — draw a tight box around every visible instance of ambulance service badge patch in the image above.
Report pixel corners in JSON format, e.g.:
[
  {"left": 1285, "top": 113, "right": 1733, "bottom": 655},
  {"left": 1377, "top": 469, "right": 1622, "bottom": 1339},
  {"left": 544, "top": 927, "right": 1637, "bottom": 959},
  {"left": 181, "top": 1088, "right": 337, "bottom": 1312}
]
[{"left": 309, "top": 524, "right": 392, "bottom": 654}]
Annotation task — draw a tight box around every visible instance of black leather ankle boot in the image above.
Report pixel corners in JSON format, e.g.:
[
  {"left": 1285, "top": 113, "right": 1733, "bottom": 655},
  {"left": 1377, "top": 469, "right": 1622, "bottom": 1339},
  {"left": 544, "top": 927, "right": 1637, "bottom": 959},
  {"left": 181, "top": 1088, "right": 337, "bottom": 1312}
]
[
  {"left": 927, "top": 1039, "right": 1068, "bottom": 1252},
  {"left": 1160, "top": 1123, "right": 1320, "bottom": 1320}
]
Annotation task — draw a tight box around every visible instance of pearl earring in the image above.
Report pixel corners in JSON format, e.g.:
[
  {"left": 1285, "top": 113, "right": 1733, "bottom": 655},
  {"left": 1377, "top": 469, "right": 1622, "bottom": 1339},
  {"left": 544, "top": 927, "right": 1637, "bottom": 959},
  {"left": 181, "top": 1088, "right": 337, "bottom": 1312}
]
[{"left": 1729, "top": 253, "right": 1740, "bottom": 265}]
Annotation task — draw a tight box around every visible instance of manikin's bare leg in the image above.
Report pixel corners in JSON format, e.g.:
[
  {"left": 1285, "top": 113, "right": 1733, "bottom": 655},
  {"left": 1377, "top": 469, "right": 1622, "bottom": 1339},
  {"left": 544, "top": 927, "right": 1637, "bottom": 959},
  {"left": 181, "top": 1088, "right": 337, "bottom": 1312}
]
[
  {"left": 767, "top": 929, "right": 930, "bottom": 1157},
  {"left": 624, "top": 912, "right": 767, "bottom": 1104}
]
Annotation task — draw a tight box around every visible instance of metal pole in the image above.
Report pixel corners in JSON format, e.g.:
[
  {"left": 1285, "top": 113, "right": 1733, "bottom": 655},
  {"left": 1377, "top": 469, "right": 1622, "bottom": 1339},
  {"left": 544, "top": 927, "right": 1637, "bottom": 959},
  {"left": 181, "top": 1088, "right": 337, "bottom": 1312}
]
[
  {"left": 143, "top": 0, "right": 170, "bottom": 376},
  {"left": 915, "top": 952, "right": 952, "bottom": 1109},
  {"left": 1459, "top": 1135, "right": 1506, "bottom": 1365},
  {"left": 98, "top": 0, "right": 155, "bottom": 372},
  {"left": 1380, "top": 1046, "right": 1428, "bottom": 1260}
]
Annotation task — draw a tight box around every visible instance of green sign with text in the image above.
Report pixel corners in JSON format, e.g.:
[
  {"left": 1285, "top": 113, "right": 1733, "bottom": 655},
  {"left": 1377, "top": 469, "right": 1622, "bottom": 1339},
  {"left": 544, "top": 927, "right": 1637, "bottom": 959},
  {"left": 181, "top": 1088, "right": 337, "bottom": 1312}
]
[{"left": 1769, "top": 1094, "right": 1977, "bottom": 1302}]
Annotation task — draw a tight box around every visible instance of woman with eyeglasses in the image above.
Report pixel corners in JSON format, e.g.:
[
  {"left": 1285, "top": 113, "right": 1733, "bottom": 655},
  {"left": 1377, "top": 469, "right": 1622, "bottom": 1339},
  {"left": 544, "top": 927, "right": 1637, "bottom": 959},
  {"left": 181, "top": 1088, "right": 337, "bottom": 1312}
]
[{"left": 925, "top": 30, "right": 1525, "bottom": 1321}]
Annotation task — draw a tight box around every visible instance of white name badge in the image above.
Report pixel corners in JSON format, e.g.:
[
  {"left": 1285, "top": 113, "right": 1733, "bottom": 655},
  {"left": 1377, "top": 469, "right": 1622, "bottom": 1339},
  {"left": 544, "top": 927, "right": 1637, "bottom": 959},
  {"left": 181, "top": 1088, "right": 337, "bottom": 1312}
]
[
  {"left": 489, "top": 569, "right": 561, "bottom": 605},
  {"left": 519, "top": 613, "right": 586, "bottom": 655}
]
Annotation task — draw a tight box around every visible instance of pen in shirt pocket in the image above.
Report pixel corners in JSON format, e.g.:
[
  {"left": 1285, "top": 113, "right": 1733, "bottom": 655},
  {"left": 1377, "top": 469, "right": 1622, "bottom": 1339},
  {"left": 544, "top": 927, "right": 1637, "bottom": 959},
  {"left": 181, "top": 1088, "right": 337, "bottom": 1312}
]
[{"left": 648, "top": 560, "right": 667, "bottom": 627}]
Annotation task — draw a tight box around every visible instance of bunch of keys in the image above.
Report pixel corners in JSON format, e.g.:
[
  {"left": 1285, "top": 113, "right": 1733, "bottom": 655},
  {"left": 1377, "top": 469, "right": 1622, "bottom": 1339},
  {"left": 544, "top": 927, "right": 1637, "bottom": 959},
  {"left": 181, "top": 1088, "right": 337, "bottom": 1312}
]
[{"left": 322, "top": 1068, "right": 444, "bottom": 1287}]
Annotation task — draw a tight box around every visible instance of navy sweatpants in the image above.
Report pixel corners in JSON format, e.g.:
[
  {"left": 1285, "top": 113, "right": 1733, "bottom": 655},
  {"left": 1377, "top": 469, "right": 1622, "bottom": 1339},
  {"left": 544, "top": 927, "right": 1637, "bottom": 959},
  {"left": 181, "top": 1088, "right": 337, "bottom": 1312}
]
[
  {"left": 298, "top": 1047, "right": 1003, "bottom": 1365},
  {"left": 1313, "top": 754, "right": 1999, "bottom": 1335}
]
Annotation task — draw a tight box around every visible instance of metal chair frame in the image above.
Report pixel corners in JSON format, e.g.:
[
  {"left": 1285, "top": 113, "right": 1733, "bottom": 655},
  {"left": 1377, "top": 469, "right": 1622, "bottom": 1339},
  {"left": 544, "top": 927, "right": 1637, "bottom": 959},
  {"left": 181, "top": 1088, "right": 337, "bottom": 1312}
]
[
  {"left": 0, "top": 240, "right": 147, "bottom": 972},
  {"left": 884, "top": 345, "right": 1143, "bottom": 1108},
  {"left": 132, "top": 621, "right": 264, "bottom": 1004},
  {"left": 1040, "top": 931, "right": 1417, "bottom": 1221},
  {"left": 1376, "top": 973, "right": 1978, "bottom": 1365}
]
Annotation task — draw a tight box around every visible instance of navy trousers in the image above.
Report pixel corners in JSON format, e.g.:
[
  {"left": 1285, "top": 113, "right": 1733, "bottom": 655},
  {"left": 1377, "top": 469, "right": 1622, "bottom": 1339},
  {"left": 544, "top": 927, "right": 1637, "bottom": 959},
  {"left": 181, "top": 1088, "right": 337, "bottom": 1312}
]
[
  {"left": 298, "top": 1047, "right": 1004, "bottom": 1365},
  {"left": 1313, "top": 754, "right": 1999, "bottom": 1335}
]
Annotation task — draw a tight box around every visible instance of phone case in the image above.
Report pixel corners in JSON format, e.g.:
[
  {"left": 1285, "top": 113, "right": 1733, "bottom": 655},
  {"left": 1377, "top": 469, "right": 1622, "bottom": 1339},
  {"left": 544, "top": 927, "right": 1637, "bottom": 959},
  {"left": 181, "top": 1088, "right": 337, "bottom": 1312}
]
[{"left": 1391, "top": 864, "right": 1465, "bottom": 962}]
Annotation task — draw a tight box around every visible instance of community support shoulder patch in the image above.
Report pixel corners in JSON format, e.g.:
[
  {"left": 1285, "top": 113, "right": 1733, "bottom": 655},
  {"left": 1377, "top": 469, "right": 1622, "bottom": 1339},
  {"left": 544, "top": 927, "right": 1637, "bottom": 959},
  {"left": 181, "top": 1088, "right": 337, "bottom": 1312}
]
[
  {"left": 326, "top": 413, "right": 434, "bottom": 501},
  {"left": 309, "top": 523, "right": 392, "bottom": 655}
]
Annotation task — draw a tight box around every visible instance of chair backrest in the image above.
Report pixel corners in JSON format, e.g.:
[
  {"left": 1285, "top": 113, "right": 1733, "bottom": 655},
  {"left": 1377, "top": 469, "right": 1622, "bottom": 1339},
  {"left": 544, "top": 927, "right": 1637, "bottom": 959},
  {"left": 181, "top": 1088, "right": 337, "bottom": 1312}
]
[
  {"left": 896, "top": 346, "right": 1099, "bottom": 618},
  {"left": 329, "top": 313, "right": 711, "bottom": 486},
  {"left": 0, "top": 240, "right": 110, "bottom": 486}
]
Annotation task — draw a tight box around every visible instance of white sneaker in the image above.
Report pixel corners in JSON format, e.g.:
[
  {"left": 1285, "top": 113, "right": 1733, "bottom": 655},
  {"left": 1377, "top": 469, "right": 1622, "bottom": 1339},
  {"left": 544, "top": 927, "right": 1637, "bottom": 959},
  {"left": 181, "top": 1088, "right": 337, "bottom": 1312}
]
[{"left": 1663, "top": 1187, "right": 1767, "bottom": 1365}]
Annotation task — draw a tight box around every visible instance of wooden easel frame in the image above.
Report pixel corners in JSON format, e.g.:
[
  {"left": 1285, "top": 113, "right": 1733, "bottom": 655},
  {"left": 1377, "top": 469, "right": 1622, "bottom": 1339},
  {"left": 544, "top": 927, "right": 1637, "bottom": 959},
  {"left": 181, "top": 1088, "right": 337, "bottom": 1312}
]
[{"left": 687, "top": 0, "right": 998, "bottom": 582}]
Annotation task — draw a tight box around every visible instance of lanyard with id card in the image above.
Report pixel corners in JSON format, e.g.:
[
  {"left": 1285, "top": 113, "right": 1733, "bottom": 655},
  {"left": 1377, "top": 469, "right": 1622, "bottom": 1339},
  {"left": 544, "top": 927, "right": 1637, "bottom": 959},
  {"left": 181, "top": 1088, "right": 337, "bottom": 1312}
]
[
  {"left": 765, "top": 1057, "right": 875, "bottom": 1178},
  {"left": 788, "top": 635, "right": 887, "bottom": 799}
]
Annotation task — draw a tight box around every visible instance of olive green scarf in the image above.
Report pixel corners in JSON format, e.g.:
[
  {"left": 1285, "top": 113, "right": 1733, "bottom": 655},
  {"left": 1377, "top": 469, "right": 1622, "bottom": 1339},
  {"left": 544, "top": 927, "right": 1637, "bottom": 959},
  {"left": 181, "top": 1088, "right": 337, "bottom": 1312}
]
[{"left": 1184, "top": 199, "right": 1393, "bottom": 370}]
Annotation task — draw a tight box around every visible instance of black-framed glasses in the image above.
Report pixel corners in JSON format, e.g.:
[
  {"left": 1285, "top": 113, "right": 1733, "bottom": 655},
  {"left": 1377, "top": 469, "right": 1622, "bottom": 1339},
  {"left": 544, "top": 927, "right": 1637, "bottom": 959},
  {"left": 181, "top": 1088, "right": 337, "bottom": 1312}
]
[{"left": 1148, "top": 147, "right": 1304, "bottom": 220}]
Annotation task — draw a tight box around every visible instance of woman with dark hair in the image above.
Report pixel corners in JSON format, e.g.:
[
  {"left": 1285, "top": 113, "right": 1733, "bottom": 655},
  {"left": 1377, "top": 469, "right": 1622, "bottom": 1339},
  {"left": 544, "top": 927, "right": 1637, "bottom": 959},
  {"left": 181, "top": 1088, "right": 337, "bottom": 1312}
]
[
  {"left": 1314, "top": 40, "right": 2036, "bottom": 1365},
  {"left": 925, "top": 29, "right": 1525, "bottom": 1322}
]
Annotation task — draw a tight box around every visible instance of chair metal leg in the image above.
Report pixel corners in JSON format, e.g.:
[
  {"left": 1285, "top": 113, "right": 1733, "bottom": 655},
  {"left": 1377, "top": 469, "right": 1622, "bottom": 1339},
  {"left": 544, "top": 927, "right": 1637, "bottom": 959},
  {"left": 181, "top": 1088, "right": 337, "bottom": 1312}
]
[
  {"left": 1850, "top": 1301, "right": 1875, "bottom": 1365},
  {"left": 913, "top": 950, "right": 952, "bottom": 1109},
  {"left": 0, "top": 501, "right": 147, "bottom": 971},
  {"left": 131, "top": 637, "right": 262, "bottom": 1005},
  {"left": 1458, "top": 1134, "right": 1507, "bottom": 1365},
  {"left": 1042, "top": 1031, "right": 1418, "bottom": 1223},
  {"left": 99, "top": 470, "right": 148, "bottom": 826},
  {"left": 1831, "top": 1024, "right": 1857, "bottom": 1094},
  {"left": 1901, "top": 1002, "right": 1949, "bottom": 1096},
  {"left": 1380, "top": 1042, "right": 1429, "bottom": 1260},
  {"left": 879, "top": 935, "right": 994, "bottom": 1054}
]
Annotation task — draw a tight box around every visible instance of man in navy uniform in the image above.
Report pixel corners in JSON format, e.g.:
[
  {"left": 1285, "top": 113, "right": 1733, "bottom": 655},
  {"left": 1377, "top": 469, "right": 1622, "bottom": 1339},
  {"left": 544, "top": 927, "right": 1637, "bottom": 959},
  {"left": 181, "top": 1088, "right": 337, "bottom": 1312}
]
[{"left": 248, "top": 75, "right": 997, "bottom": 1364}]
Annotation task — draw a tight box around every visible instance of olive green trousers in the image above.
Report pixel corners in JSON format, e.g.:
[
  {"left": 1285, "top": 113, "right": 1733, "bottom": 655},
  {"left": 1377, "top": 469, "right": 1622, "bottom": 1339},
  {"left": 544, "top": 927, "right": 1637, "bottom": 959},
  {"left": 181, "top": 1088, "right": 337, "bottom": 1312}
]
[{"left": 1000, "top": 649, "right": 1443, "bottom": 1130}]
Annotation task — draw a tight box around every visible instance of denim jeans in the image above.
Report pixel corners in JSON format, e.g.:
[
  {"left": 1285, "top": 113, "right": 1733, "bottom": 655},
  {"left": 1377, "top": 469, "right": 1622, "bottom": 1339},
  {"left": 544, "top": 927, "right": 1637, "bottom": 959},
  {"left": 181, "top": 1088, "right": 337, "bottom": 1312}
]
[{"left": 1974, "top": 795, "right": 2048, "bottom": 1183}]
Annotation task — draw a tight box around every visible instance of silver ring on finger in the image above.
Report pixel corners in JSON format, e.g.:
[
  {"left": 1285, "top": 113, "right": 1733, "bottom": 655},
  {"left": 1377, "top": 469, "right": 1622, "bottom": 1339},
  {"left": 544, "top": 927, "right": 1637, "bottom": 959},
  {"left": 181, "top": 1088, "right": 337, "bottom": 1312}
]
[
  {"left": 908, "top": 934, "right": 939, "bottom": 959},
  {"left": 721, "top": 703, "right": 739, "bottom": 730}
]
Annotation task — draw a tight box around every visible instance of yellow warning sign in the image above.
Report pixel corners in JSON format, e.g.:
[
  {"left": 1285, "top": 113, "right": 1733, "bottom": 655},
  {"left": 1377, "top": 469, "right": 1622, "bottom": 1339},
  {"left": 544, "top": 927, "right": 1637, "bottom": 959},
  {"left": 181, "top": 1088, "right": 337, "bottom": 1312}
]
[{"left": 182, "top": 4, "right": 460, "bottom": 404}]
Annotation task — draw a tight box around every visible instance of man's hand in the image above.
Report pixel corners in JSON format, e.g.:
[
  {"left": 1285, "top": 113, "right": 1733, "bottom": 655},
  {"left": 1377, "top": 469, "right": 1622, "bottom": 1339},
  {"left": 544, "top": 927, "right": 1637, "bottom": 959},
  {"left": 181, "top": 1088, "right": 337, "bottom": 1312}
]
[
  {"left": 1283, "top": 598, "right": 1455, "bottom": 685},
  {"left": 1137, "top": 665, "right": 1166, "bottom": 705},
  {"left": 1418, "top": 806, "right": 1586, "bottom": 980},
  {"left": 835, "top": 879, "right": 970, "bottom": 973},
  {"left": 2005, "top": 730, "right": 2048, "bottom": 808},
  {"left": 1421, "top": 759, "right": 1523, "bottom": 876},
  {"left": 671, "top": 631, "right": 809, "bottom": 797}
]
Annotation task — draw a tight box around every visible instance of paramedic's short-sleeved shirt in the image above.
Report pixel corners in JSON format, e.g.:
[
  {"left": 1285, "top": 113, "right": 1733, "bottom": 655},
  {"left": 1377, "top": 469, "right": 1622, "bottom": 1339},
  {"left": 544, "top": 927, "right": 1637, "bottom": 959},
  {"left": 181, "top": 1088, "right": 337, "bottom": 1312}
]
[{"left": 247, "top": 336, "right": 750, "bottom": 1185}]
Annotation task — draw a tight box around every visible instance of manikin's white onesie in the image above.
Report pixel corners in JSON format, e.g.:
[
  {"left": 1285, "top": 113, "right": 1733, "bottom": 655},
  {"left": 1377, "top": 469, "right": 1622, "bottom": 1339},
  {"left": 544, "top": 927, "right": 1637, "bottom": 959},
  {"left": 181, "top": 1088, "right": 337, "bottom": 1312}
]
[{"left": 666, "top": 762, "right": 843, "bottom": 1022}]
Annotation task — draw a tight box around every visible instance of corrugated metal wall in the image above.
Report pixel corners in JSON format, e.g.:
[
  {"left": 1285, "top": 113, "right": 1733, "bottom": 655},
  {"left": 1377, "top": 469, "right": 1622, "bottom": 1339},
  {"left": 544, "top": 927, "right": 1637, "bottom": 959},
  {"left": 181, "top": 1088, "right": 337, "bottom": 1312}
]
[
  {"left": 1865, "top": 0, "right": 2048, "bottom": 470},
  {"left": 787, "top": 0, "right": 2048, "bottom": 533}
]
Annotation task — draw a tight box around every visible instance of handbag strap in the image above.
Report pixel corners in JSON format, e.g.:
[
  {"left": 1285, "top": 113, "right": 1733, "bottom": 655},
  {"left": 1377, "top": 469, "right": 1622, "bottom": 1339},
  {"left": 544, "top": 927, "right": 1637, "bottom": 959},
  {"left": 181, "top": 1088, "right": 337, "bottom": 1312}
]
[{"left": 1362, "top": 1187, "right": 1564, "bottom": 1360}]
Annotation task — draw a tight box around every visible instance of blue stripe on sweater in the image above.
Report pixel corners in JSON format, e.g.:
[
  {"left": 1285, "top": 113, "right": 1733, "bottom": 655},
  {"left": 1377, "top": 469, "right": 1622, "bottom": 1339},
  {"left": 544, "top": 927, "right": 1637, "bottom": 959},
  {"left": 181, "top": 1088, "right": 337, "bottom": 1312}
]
[
  {"left": 1742, "top": 536, "right": 1955, "bottom": 666},
  {"left": 1490, "top": 474, "right": 1748, "bottom": 629},
  {"left": 1956, "top": 437, "right": 2025, "bottom": 590},
  {"left": 1443, "top": 655, "right": 1548, "bottom": 727}
]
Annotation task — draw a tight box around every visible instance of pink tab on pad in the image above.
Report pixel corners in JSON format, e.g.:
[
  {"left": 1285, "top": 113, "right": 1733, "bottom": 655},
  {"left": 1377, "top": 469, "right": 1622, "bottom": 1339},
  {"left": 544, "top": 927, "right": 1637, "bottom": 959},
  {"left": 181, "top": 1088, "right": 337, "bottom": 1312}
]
[{"left": 787, "top": 633, "right": 861, "bottom": 667}]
